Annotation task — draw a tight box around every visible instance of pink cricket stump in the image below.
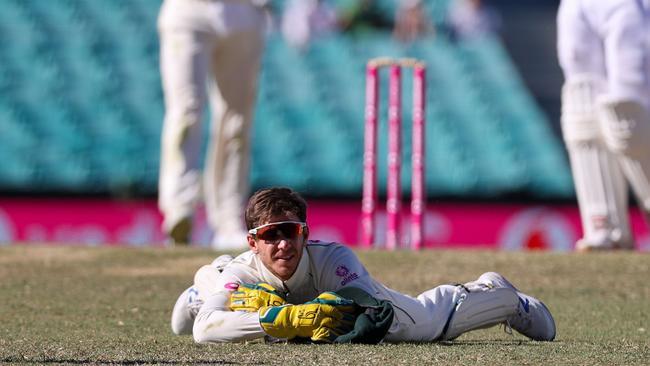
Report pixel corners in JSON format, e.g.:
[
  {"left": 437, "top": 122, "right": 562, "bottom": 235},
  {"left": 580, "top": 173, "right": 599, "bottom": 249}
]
[
  {"left": 410, "top": 64, "right": 426, "bottom": 250},
  {"left": 386, "top": 64, "right": 402, "bottom": 250},
  {"left": 361, "top": 63, "right": 379, "bottom": 248},
  {"left": 362, "top": 58, "right": 426, "bottom": 250}
]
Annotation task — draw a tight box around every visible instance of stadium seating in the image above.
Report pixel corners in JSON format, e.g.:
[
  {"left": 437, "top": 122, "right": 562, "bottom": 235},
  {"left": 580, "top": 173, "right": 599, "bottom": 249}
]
[{"left": 0, "top": 0, "right": 573, "bottom": 199}]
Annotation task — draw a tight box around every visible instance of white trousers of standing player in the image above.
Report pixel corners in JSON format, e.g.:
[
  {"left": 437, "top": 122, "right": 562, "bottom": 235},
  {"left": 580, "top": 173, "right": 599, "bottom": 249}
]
[
  {"left": 558, "top": 0, "right": 649, "bottom": 108},
  {"left": 557, "top": 0, "right": 650, "bottom": 249},
  {"left": 157, "top": 0, "right": 266, "bottom": 245}
]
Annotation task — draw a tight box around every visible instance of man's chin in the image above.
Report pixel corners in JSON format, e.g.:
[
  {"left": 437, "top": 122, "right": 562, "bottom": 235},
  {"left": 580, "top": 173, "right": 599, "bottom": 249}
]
[{"left": 274, "top": 262, "right": 298, "bottom": 280}]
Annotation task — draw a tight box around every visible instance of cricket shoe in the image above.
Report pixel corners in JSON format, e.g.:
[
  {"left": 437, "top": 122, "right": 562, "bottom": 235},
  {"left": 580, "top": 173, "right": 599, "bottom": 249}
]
[
  {"left": 167, "top": 217, "right": 192, "bottom": 246},
  {"left": 575, "top": 237, "right": 634, "bottom": 252},
  {"left": 171, "top": 286, "right": 202, "bottom": 335},
  {"left": 575, "top": 226, "right": 634, "bottom": 252},
  {"left": 477, "top": 272, "right": 556, "bottom": 341}
]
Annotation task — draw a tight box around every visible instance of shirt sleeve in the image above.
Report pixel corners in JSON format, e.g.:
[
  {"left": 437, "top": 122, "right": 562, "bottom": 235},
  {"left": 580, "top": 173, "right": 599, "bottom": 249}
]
[
  {"left": 192, "top": 268, "right": 266, "bottom": 343},
  {"left": 317, "top": 244, "right": 378, "bottom": 296}
]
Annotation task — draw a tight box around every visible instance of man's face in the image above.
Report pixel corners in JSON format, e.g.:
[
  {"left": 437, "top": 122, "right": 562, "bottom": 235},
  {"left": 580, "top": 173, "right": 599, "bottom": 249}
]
[{"left": 247, "top": 214, "right": 308, "bottom": 281}]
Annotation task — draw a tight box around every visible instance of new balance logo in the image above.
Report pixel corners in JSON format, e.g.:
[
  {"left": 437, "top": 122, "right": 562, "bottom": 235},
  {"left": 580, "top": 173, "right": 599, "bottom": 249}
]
[
  {"left": 187, "top": 287, "right": 200, "bottom": 306},
  {"left": 519, "top": 297, "right": 530, "bottom": 313}
]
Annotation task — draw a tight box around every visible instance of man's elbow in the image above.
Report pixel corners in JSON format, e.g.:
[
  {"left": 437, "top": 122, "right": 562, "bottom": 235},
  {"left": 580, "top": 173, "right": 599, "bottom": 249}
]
[
  {"left": 192, "top": 309, "right": 265, "bottom": 343},
  {"left": 193, "top": 318, "right": 228, "bottom": 343},
  {"left": 192, "top": 323, "right": 210, "bottom": 343},
  {"left": 193, "top": 316, "right": 250, "bottom": 343},
  {"left": 193, "top": 330, "right": 217, "bottom": 344}
]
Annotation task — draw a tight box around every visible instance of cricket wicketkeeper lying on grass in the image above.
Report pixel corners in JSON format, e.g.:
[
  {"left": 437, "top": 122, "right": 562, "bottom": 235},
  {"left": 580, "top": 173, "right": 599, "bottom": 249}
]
[{"left": 171, "top": 187, "right": 556, "bottom": 344}]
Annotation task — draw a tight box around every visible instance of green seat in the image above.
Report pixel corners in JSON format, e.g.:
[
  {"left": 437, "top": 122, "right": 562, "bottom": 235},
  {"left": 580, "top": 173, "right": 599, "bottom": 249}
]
[
  {"left": 0, "top": 1, "right": 572, "bottom": 199},
  {"left": 0, "top": 146, "right": 36, "bottom": 188}
]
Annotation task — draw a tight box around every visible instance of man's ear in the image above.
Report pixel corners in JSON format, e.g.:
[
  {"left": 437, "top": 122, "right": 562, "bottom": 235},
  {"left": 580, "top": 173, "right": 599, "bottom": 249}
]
[
  {"left": 303, "top": 226, "right": 309, "bottom": 240},
  {"left": 247, "top": 235, "right": 258, "bottom": 253}
]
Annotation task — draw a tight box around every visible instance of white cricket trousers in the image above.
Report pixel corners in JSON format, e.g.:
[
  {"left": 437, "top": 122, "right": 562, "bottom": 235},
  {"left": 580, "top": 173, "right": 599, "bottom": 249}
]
[
  {"left": 157, "top": 0, "right": 266, "bottom": 238},
  {"left": 381, "top": 285, "right": 466, "bottom": 342},
  {"left": 557, "top": 0, "right": 650, "bottom": 105}
]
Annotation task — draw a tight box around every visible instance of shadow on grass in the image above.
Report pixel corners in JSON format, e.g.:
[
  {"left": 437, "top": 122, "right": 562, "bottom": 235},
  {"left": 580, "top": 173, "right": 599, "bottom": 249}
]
[
  {"left": 438, "top": 339, "right": 559, "bottom": 346},
  {"left": 0, "top": 357, "right": 254, "bottom": 365}
]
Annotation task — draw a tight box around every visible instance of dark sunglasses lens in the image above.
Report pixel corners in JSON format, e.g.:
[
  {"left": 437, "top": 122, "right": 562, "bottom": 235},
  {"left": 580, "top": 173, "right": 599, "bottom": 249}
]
[
  {"left": 258, "top": 223, "right": 302, "bottom": 241},
  {"left": 278, "top": 223, "right": 301, "bottom": 238},
  {"left": 257, "top": 226, "right": 280, "bottom": 241}
]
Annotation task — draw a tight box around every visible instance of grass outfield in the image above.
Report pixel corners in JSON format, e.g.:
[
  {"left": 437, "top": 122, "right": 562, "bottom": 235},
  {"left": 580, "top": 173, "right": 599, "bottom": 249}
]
[{"left": 1, "top": 246, "right": 648, "bottom": 365}]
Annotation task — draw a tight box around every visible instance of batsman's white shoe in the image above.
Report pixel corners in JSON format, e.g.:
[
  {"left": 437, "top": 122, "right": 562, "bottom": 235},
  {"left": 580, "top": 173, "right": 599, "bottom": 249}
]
[
  {"left": 477, "top": 272, "right": 556, "bottom": 341},
  {"left": 171, "top": 286, "right": 202, "bottom": 335},
  {"left": 575, "top": 237, "right": 634, "bottom": 251}
]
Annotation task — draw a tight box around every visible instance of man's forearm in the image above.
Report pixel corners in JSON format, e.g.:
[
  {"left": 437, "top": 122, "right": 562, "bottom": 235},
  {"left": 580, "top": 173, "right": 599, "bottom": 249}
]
[{"left": 193, "top": 293, "right": 265, "bottom": 343}]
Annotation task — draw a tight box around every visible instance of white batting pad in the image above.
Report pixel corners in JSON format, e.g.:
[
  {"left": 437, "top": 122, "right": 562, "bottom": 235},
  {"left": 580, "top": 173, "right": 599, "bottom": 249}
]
[
  {"left": 599, "top": 98, "right": 650, "bottom": 212},
  {"left": 561, "top": 78, "right": 633, "bottom": 250},
  {"left": 561, "top": 76, "right": 604, "bottom": 142},
  {"left": 570, "top": 146, "right": 633, "bottom": 249},
  {"left": 441, "top": 287, "right": 519, "bottom": 341}
]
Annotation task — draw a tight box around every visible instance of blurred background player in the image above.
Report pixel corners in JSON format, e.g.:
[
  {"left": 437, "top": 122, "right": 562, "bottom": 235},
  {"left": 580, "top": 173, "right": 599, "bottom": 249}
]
[
  {"left": 157, "top": 0, "right": 269, "bottom": 249},
  {"left": 281, "top": 0, "right": 339, "bottom": 51},
  {"left": 337, "top": 0, "right": 393, "bottom": 36},
  {"left": 393, "top": 0, "right": 434, "bottom": 43},
  {"left": 557, "top": 0, "right": 650, "bottom": 251},
  {"left": 446, "top": 0, "right": 502, "bottom": 42}
]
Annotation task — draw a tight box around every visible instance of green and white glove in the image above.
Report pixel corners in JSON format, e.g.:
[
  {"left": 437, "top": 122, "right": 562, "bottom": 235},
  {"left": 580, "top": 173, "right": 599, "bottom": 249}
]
[
  {"left": 259, "top": 292, "right": 358, "bottom": 343},
  {"left": 230, "top": 282, "right": 287, "bottom": 312}
]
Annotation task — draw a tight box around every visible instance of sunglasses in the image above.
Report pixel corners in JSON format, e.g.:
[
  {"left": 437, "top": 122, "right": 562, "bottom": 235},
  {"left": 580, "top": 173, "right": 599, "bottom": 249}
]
[{"left": 248, "top": 221, "right": 307, "bottom": 243}]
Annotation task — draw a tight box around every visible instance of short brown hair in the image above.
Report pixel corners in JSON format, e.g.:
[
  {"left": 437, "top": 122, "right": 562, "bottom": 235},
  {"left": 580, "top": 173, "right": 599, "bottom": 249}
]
[{"left": 245, "top": 187, "right": 308, "bottom": 229}]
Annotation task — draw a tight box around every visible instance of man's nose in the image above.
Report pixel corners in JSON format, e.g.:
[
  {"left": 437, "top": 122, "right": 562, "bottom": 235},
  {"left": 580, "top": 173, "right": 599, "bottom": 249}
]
[{"left": 276, "top": 237, "right": 291, "bottom": 249}]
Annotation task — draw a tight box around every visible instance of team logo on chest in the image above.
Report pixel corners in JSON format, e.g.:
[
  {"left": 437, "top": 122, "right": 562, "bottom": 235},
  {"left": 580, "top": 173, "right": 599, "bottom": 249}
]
[{"left": 335, "top": 265, "right": 359, "bottom": 285}]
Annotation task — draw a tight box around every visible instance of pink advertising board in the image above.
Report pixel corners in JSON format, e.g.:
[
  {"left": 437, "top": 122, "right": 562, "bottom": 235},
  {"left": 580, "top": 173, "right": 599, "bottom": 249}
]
[{"left": 0, "top": 199, "right": 649, "bottom": 251}]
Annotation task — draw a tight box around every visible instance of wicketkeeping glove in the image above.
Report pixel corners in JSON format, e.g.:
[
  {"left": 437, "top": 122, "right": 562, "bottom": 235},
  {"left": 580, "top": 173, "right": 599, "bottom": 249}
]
[
  {"left": 258, "top": 292, "right": 358, "bottom": 343},
  {"left": 230, "top": 282, "right": 287, "bottom": 312}
]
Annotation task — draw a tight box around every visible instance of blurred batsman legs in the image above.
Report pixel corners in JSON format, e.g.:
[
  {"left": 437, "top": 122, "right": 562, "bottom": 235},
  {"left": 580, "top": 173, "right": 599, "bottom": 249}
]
[
  {"left": 157, "top": 0, "right": 267, "bottom": 249},
  {"left": 561, "top": 77, "right": 632, "bottom": 250},
  {"left": 557, "top": 0, "right": 650, "bottom": 251}
]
